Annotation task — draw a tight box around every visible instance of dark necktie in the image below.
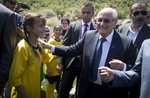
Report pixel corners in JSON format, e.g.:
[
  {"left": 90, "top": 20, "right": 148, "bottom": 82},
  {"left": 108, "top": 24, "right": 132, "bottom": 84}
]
[
  {"left": 91, "top": 38, "right": 106, "bottom": 81},
  {"left": 83, "top": 24, "right": 88, "bottom": 36}
]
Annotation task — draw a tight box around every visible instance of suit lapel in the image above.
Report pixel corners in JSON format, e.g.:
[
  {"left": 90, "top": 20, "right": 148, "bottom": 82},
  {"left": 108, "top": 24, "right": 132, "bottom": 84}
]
[
  {"left": 79, "top": 21, "right": 82, "bottom": 39},
  {"left": 89, "top": 31, "right": 99, "bottom": 66},
  {"left": 134, "top": 24, "right": 148, "bottom": 46},
  {"left": 105, "top": 31, "right": 118, "bottom": 67},
  {"left": 90, "top": 23, "right": 95, "bottom": 30}
]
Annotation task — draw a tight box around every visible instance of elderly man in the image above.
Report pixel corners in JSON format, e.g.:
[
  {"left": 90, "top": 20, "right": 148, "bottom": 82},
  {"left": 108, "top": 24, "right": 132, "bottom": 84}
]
[{"left": 40, "top": 7, "right": 136, "bottom": 98}]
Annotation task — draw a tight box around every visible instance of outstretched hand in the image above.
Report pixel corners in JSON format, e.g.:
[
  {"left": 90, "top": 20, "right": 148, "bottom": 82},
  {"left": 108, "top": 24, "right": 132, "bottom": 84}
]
[{"left": 38, "top": 39, "right": 51, "bottom": 49}]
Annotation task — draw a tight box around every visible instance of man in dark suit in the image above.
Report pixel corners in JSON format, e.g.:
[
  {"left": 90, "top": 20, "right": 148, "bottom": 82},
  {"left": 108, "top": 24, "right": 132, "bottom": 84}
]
[
  {"left": 0, "top": 4, "right": 17, "bottom": 94},
  {"left": 40, "top": 7, "right": 136, "bottom": 98},
  {"left": 99, "top": 38, "right": 150, "bottom": 98},
  {"left": 57, "top": 2, "right": 95, "bottom": 98},
  {"left": 117, "top": 2, "right": 150, "bottom": 98}
]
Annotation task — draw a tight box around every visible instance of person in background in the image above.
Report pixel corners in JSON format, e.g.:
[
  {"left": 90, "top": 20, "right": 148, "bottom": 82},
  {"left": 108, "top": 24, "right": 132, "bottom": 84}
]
[
  {"left": 44, "top": 25, "right": 63, "bottom": 98},
  {"left": 0, "top": 4, "right": 17, "bottom": 95},
  {"left": 45, "top": 26, "right": 51, "bottom": 42},
  {"left": 117, "top": 2, "right": 150, "bottom": 98},
  {"left": 39, "top": 7, "right": 136, "bottom": 98},
  {"left": 9, "top": 13, "right": 51, "bottom": 98},
  {"left": 3, "top": 0, "right": 25, "bottom": 41},
  {"left": 61, "top": 18, "right": 70, "bottom": 37},
  {"left": 57, "top": 2, "right": 95, "bottom": 98}
]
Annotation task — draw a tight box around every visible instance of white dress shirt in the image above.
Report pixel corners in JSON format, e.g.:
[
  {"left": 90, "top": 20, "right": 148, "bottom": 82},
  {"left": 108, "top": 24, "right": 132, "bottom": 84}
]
[
  {"left": 81, "top": 20, "right": 91, "bottom": 38},
  {"left": 128, "top": 24, "right": 142, "bottom": 43}
]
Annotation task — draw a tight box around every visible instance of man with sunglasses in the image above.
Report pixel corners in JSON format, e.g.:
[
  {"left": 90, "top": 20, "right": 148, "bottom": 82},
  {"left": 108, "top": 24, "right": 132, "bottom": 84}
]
[
  {"left": 41, "top": 7, "right": 136, "bottom": 98},
  {"left": 117, "top": 2, "right": 150, "bottom": 98},
  {"left": 57, "top": 2, "right": 95, "bottom": 98}
]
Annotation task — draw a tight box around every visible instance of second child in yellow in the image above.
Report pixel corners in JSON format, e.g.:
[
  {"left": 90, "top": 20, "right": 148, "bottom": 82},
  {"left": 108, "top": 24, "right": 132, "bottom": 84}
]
[{"left": 44, "top": 25, "right": 63, "bottom": 98}]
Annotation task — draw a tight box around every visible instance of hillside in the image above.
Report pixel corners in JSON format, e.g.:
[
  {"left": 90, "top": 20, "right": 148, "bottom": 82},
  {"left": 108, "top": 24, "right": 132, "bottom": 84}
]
[{"left": 0, "top": 0, "right": 150, "bottom": 25}]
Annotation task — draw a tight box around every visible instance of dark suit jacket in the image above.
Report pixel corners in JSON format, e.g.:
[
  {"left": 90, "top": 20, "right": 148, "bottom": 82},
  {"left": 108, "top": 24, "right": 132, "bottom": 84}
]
[
  {"left": 0, "top": 4, "right": 17, "bottom": 93},
  {"left": 117, "top": 23, "right": 150, "bottom": 56},
  {"left": 54, "top": 30, "right": 136, "bottom": 98},
  {"left": 113, "top": 39, "right": 150, "bottom": 98},
  {"left": 61, "top": 20, "right": 95, "bottom": 69}
]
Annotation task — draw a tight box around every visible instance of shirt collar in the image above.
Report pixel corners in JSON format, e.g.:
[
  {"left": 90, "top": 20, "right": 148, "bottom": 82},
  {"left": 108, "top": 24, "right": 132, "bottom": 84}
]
[
  {"left": 129, "top": 24, "right": 143, "bottom": 33},
  {"left": 81, "top": 20, "right": 91, "bottom": 27},
  {"left": 99, "top": 29, "right": 114, "bottom": 43}
]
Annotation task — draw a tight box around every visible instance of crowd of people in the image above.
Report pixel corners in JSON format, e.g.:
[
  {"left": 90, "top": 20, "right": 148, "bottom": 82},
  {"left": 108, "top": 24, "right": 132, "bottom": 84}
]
[{"left": 0, "top": 0, "right": 150, "bottom": 98}]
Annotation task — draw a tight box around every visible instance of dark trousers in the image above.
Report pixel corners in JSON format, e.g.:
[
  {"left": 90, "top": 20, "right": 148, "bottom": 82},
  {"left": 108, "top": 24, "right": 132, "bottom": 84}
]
[
  {"left": 45, "top": 75, "right": 61, "bottom": 92},
  {"left": 83, "top": 82, "right": 108, "bottom": 98},
  {"left": 129, "top": 86, "right": 140, "bottom": 98},
  {"left": 59, "top": 59, "right": 82, "bottom": 98},
  {"left": 82, "top": 82, "right": 129, "bottom": 98}
]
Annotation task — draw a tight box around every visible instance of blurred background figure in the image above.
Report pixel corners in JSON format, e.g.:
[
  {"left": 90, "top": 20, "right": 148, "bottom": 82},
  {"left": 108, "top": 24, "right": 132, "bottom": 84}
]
[
  {"left": 61, "top": 18, "right": 70, "bottom": 37},
  {"left": 3, "top": 0, "right": 23, "bottom": 27},
  {"left": 3, "top": 0, "right": 30, "bottom": 41},
  {"left": 122, "top": 18, "right": 132, "bottom": 25},
  {"left": 15, "top": 2, "right": 30, "bottom": 13},
  {"left": 44, "top": 25, "right": 51, "bottom": 42}
]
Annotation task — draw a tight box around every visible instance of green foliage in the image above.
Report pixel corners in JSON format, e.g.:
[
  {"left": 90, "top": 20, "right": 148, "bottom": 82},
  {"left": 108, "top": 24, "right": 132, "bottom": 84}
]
[
  {"left": 1, "top": 0, "right": 149, "bottom": 24},
  {"left": 15, "top": 0, "right": 149, "bottom": 20}
]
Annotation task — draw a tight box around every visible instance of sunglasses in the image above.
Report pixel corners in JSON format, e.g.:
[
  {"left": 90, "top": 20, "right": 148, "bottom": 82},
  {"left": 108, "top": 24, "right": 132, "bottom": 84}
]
[
  {"left": 132, "top": 11, "right": 147, "bottom": 17},
  {"left": 96, "top": 18, "right": 116, "bottom": 23}
]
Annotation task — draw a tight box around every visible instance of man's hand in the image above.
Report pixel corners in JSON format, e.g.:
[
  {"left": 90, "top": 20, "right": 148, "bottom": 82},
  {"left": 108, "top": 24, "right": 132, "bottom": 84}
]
[
  {"left": 109, "top": 59, "right": 124, "bottom": 71},
  {"left": 98, "top": 67, "right": 114, "bottom": 83},
  {"left": 38, "top": 39, "right": 51, "bottom": 49}
]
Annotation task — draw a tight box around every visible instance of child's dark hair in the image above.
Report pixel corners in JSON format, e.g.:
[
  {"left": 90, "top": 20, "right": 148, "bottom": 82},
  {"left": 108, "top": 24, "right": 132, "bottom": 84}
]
[
  {"left": 23, "top": 13, "right": 46, "bottom": 59},
  {"left": 23, "top": 13, "right": 46, "bottom": 36},
  {"left": 61, "top": 18, "right": 70, "bottom": 25},
  {"left": 53, "top": 25, "right": 63, "bottom": 32}
]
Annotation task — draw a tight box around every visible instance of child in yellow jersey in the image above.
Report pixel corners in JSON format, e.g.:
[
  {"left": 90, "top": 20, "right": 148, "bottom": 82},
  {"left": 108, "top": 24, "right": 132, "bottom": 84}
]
[
  {"left": 9, "top": 13, "right": 51, "bottom": 98},
  {"left": 44, "top": 25, "right": 63, "bottom": 98}
]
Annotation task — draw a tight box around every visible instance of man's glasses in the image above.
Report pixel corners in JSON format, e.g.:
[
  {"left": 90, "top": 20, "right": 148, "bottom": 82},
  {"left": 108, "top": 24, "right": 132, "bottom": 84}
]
[
  {"left": 96, "top": 18, "right": 116, "bottom": 23},
  {"left": 132, "top": 11, "right": 147, "bottom": 17}
]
